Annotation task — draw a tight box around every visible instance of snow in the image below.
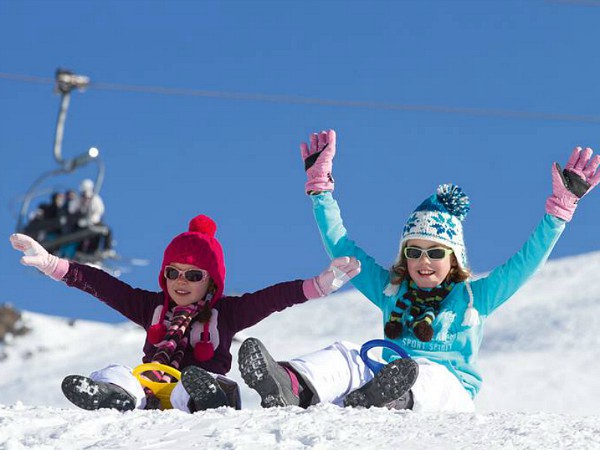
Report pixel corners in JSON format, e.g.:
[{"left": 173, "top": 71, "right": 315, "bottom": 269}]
[
  {"left": 3, "top": 404, "right": 598, "bottom": 450},
  {"left": 1, "top": 251, "right": 600, "bottom": 449}
]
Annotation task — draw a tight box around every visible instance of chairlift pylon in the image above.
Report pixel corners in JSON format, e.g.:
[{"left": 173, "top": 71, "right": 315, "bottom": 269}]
[{"left": 14, "top": 68, "right": 129, "bottom": 272}]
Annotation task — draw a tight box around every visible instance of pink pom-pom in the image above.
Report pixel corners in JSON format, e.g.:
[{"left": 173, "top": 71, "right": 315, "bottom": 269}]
[
  {"left": 147, "top": 323, "right": 166, "bottom": 344},
  {"left": 188, "top": 215, "right": 217, "bottom": 237},
  {"left": 194, "top": 342, "right": 214, "bottom": 361}
]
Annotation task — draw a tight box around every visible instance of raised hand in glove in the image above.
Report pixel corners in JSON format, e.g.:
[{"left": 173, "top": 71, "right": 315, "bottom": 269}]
[
  {"left": 303, "top": 256, "right": 361, "bottom": 299},
  {"left": 300, "top": 129, "right": 336, "bottom": 194},
  {"left": 546, "top": 147, "right": 600, "bottom": 222},
  {"left": 9, "top": 233, "right": 69, "bottom": 280}
]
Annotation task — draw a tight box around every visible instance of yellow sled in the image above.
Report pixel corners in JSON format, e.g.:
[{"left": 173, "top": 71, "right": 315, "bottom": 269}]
[{"left": 132, "top": 363, "right": 181, "bottom": 409}]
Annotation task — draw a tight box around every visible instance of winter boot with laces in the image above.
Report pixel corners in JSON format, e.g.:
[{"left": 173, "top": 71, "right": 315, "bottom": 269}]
[
  {"left": 61, "top": 375, "right": 136, "bottom": 412},
  {"left": 238, "top": 337, "right": 307, "bottom": 408},
  {"left": 343, "top": 358, "right": 419, "bottom": 409},
  {"left": 181, "top": 366, "right": 229, "bottom": 411}
]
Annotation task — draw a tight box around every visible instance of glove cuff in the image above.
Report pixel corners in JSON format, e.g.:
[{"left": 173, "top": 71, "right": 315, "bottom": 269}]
[
  {"left": 49, "top": 258, "right": 70, "bottom": 281},
  {"left": 545, "top": 195, "right": 576, "bottom": 222},
  {"left": 305, "top": 178, "right": 334, "bottom": 195},
  {"left": 302, "top": 278, "right": 324, "bottom": 299}
]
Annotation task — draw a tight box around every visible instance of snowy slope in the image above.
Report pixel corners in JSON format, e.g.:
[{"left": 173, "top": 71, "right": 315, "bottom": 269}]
[
  {"left": 2, "top": 404, "right": 598, "bottom": 450},
  {"left": 1, "top": 251, "right": 600, "bottom": 449},
  {"left": 476, "top": 250, "right": 600, "bottom": 416}
]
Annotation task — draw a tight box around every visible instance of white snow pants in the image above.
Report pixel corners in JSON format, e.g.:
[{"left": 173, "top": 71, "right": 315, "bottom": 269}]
[
  {"left": 287, "top": 341, "right": 475, "bottom": 412},
  {"left": 89, "top": 364, "right": 234, "bottom": 413}
]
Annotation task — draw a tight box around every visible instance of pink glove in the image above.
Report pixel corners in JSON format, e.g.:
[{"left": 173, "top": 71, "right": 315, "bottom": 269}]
[
  {"left": 9, "top": 233, "right": 69, "bottom": 280},
  {"left": 300, "top": 129, "right": 336, "bottom": 194},
  {"left": 546, "top": 147, "right": 600, "bottom": 222},
  {"left": 303, "top": 256, "right": 361, "bottom": 299}
]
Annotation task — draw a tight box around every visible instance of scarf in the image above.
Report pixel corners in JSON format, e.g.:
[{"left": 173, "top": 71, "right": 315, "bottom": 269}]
[
  {"left": 143, "top": 302, "right": 202, "bottom": 391},
  {"left": 384, "top": 280, "right": 454, "bottom": 342},
  {"left": 143, "top": 302, "right": 212, "bottom": 409},
  {"left": 153, "top": 303, "right": 201, "bottom": 369}
]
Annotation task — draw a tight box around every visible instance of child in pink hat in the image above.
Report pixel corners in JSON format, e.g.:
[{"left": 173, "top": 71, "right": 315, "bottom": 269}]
[{"left": 10, "top": 213, "right": 360, "bottom": 412}]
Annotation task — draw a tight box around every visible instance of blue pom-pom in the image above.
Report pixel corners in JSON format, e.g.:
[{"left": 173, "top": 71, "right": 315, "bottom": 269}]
[{"left": 436, "top": 184, "right": 470, "bottom": 221}]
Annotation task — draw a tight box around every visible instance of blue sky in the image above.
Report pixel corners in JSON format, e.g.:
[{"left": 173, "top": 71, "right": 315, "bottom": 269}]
[{"left": 1, "top": 0, "right": 599, "bottom": 323}]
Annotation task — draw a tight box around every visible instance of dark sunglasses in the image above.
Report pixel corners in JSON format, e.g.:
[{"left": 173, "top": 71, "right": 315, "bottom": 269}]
[
  {"left": 164, "top": 266, "right": 206, "bottom": 282},
  {"left": 404, "top": 246, "right": 453, "bottom": 260}
]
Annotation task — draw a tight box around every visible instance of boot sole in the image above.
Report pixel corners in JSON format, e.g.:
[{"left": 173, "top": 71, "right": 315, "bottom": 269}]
[
  {"left": 181, "top": 366, "right": 228, "bottom": 410},
  {"left": 344, "top": 358, "right": 419, "bottom": 408},
  {"left": 238, "top": 338, "right": 291, "bottom": 408},
  {"left": 61, "top": 375, "right": 135, "bottom": 411}
]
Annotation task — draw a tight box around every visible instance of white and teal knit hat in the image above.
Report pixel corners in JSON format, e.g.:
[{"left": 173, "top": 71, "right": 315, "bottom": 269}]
[{"left": 384, "top": 184, "right": 470, "bottom": 296}]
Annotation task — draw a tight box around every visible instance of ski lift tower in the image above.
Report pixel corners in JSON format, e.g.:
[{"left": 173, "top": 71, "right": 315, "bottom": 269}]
[{"left": 16, "top": 68, "right": 106, "bottom": 233}]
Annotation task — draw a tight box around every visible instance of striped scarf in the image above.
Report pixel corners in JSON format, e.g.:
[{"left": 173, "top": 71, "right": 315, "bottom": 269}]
[
  {"left": 405, "top": 281, "right": 454, "bottom": 341},
  {"left": 384, "top": 280, "right": 454, "bottom": 342},
  {"left": 149, "top": 303, "right": 201, "bottom": 382},
  {"left": 142, "top": 303, "right": 204, "bottom": 409}
]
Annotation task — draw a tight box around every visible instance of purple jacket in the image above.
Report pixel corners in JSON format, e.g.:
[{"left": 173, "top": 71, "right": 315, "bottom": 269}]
[{"left": 63, "top": 262, "right": 309, "bottom": 375}]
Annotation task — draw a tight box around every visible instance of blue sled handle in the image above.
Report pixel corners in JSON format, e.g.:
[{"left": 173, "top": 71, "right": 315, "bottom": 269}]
[{"left": 359, "top": 339, "right": 410, "bottom": 374}]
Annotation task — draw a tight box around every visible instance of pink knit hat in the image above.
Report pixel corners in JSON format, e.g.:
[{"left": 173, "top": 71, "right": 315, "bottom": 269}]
[
  {"left": 157, "top": 215, "right": 225, "bottom": 300},
  {"left": 147, "top": 214, "right": 226, "bottom": 361}
]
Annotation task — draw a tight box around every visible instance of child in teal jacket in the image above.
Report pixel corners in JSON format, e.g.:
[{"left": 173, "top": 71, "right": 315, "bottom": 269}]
[{"left": 238, "top": 131, "right": 599, "bottom": 412}]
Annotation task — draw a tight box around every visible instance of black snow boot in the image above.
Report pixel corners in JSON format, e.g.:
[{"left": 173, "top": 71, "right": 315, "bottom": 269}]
[
  {"left": 343, "top": 358, "right": 419, "bottom": 409},
  {"left": 238, "top": 337, "right": 307, "bottom": 408},
  {"left": 181, "top": 366, "right": 229, "bottom": 411},
  {"left": 385, "top": 390, "right": 415, "bottom": 410},
  {"left": 61, "top": 375, "right": 136, "bottom": 412}
]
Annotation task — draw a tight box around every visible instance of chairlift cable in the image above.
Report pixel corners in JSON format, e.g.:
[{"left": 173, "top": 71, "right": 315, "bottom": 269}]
[
  {"left": 545, "top": 0, "right": 600, "bottom": 6},
  {"left": 1, "top": 71, "right": 599, "bottom": 124}
]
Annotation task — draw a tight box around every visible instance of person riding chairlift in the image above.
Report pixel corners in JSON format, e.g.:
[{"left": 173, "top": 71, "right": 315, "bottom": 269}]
[{"left": 77, "top": 179, "right": 113, "bottom": 256}]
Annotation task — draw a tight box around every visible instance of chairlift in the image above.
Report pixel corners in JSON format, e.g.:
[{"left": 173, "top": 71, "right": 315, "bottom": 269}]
[{"left": 15, "top": 69, "right": 146, "bottom": 274}]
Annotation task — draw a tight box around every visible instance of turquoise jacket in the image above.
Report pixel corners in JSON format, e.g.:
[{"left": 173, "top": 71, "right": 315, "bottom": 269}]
[{"left": 312, "top": 192, "right": 565, "bottom": 398}]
